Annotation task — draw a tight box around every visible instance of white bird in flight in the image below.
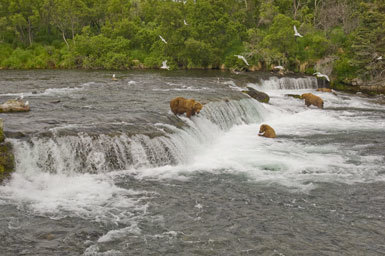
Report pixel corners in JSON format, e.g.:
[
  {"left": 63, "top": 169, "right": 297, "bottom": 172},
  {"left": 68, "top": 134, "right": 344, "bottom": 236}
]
[
  {"left": 294, "top": 25, "right": 303, "bottom": 38},
  {"left": 313, "top": 72, "right": 330, "bottom": 82},
  {"left": 161, "top": 60, "right": 170, "bottom": 70},
  {"left": 159, "top": 35, "right": 167, "bottom": 44},
  {"left": 184, "top": 19, "right": 188, "bottom": 25},
  {"left": 377, "top": 56, "right": 383, "bottom": 60},
  {"left": 234, "top": 55, "right": 249, "bottom": 66}
]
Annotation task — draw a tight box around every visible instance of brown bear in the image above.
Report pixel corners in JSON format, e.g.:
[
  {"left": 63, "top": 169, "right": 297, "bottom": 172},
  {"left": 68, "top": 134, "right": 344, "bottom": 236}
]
[
  {"left": 258, "top": 124, "right": 276, "bottom": 138},
  {"left": 170, "top": 97, "right": 203, "bottom": 118},
  {"left": 301, "top": 93, "right": 324, "bottom": 109},
  {"left": 316, "top": 88, "right": 332, "bottom": 93}
]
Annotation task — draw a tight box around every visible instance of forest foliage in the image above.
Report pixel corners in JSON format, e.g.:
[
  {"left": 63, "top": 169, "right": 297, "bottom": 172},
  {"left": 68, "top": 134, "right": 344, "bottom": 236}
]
[{"left": 0, "top": 0, "right": 384, "bottom": 85}]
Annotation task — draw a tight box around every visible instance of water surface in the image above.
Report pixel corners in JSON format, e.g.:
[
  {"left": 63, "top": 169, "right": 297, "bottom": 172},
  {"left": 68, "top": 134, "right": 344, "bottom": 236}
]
[{"left": 0, "top": 70, "right": 384, "bottom": 255}]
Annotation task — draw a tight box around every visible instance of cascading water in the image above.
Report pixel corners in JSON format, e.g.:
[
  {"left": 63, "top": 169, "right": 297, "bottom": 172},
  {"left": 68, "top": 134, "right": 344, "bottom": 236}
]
[
  {"left": 10, "top": 98, "right": 266, "bottom": 174},
  {"left": 255, "top": 76, "right": 318, "bottom": 90},
  {"left": 1, "top": 70, "right": 384, "bottom": 256}
]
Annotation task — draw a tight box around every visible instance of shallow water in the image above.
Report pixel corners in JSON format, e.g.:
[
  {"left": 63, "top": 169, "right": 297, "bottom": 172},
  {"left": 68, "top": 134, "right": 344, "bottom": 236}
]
[{"left": 0, "top": 70, "right": 384, "bottom": 255}]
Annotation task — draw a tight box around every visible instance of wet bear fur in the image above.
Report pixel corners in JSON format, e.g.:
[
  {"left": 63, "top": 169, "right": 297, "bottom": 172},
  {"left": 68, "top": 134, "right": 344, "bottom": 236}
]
[
  {"left": 301, "top": 93, "right": 324, "bottom": 109},
  {"left": 259, "top": 124, "right": 276, "bottom": 138},
  {"left": 170, "top": 97, "right": 203, "bottom": 118}
]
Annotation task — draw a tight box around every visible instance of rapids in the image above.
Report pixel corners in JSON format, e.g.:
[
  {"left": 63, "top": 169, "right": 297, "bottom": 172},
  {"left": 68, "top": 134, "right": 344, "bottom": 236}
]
[{"left": 0, "top": 70, "right": 384, "bottom": 255}]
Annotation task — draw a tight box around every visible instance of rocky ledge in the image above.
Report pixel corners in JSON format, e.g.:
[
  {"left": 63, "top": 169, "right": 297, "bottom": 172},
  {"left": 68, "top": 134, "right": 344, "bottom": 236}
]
[{"left": 0, "top": 119, "right": 15, "bottom": 183}]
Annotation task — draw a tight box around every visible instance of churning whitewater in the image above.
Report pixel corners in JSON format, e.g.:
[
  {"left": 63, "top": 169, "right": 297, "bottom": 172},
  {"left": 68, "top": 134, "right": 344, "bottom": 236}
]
[{"left": 0, "top": 70, "right": 384, "bottom": 256}]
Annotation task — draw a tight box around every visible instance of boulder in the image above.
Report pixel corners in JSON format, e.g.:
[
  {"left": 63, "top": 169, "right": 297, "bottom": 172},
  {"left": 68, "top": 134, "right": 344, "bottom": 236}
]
[
  {"left": 244, "top": 87, "right": 270, "bottom": 103},
  {"left": 0, "top": 99, "right": 30, "bottom": 113}
]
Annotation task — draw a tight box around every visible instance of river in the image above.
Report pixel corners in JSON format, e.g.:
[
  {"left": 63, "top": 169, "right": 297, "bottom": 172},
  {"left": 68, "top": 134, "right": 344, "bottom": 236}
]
[{"left": 0, "top": 70, "right": 384, "bottom": 255}]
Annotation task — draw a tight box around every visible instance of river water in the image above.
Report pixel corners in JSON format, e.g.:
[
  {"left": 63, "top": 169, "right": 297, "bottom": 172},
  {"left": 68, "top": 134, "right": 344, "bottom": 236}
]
[{"left": 0, "top": 70, "right": 384, "bottom": 255}]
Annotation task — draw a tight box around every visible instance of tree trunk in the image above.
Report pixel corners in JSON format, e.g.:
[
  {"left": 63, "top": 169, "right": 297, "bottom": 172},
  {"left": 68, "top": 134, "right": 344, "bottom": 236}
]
[
  {"left": 62, "top": 31, "right": 69, "bottom": 48},
  {"left": 28, "top": 19, "right": 33, "bottom": 46}
]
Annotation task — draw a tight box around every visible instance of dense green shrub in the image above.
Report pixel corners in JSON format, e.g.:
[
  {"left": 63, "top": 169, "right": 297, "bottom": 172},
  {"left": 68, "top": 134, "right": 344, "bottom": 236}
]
[{"left": 0, "top": 0, "right": 382, "bottom": 85}]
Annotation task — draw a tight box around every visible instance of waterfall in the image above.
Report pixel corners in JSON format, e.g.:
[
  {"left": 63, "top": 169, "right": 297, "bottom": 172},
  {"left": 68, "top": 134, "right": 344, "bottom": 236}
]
[
  {"left": 255, "top": 76, "right": 318, "bottom": 90},
  {"left": 11, "top": 98, "right": 266, "bottom": 174}
]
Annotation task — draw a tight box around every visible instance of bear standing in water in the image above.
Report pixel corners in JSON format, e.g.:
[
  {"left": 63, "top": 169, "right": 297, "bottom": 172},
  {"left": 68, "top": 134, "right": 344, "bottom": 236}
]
[
  {"left": 259, "top": 124, "right": 276, "bottom": 138},
  {"left": 301, "top": 93, "right": 324, "bottom": 109},
  {"left": 170, "top": 97, "right": 203, "bottom": 118}
]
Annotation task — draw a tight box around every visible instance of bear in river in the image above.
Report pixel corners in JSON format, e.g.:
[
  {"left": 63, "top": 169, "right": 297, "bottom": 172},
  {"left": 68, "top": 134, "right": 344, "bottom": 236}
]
[
  {"left": 170, "top": 97, "right": 203, "bottom": 118},
  {"left": 301, "top": 93, "right": 324, "bottom": 109},
  {"left": 258, "top": 124, "right": 276, "bottom": 138}
]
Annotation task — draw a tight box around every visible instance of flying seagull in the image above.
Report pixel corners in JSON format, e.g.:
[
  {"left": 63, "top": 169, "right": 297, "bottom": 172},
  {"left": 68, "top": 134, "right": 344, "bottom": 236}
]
[
  {"left": 234, "top": 55, "right": 249, "bottom": 66},
  {"left": 161, "top": 60, "right": 170, "bottom": 70},
  {"left": 377, "top": 56, "right": 383, "bottom": 60},
  {"left": 294, "top": 25, "right": 303, "bottom": 38},
  {"left": 159, "top": 35, "right": 167, "bottom": 44},
  {"left": 184, "top": 19, "right": 188, "bottom": 25},
  {"left": 313, "top": 72, "right": 330, "bottom": 82}
]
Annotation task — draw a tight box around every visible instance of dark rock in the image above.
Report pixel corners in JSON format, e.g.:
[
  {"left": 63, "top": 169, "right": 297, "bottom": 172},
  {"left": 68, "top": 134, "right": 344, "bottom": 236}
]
[
  {"left": 316, "top": 77, "right": 330, "bottom": 88},
  {"left": 286, "top": 94, "right": 302, "bottom": 99},
  {"left": 0, "top": 142, "right": 15, "bottom": 183},
  {"left": 0, "top": 119, "right": 15, "bottom": 183},
  {"left": 244, "top": 87, "right": 270, "bottom": 103}
]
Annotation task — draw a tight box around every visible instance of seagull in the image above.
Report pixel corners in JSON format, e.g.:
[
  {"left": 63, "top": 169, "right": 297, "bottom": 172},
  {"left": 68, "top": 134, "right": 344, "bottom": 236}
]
[
  {"left": 313, "top": 72, "right": 330, "bottom": 82},
  {"left": 184, "top": 19, "right": 188, "bottom": 25},
  {"left": 234, "top": 55, "right": 249, "bottom": 66},
  {"left": 294, "top": 25, "right": 303, "bottom": 38},
  {"left": 112, "top": 74, "right": 118, "bottom": 81},
  {"left": 377, "top": 56, "right": 383, "bottom": 60},
  {"left": 161, "top": 60, "right": 170, "bottom": 70},
  {"left": 159, "top": 35, "right": 167, "bottom": 44}
]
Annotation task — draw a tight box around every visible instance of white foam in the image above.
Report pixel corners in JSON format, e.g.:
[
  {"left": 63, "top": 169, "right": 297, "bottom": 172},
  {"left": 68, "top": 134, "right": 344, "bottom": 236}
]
[
  {"left": 119, "top": 87, "right": 385, "bottom": 190},
  {"left": 0, "top": 171, "right": 151, "bottom": 225},
  {"left": 0, "top": 82, "right": 95, "bottom": 98},
  {"left": 98, "top": 223, "right": 141, "bottom": 243}
]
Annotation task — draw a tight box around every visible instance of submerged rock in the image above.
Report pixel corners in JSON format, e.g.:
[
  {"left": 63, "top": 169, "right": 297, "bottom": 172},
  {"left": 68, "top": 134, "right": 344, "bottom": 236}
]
[
  {"left": 0, "top": 99, "right": 30, "bottom": 113},
  {"left": 286, "top": 94, "right": 302, "bottom": 99},
  {"left": 0, "top": 120, "right": 15, "bottom": 183},
  {"left": 244, "top": 87, "right": 270, "bottom": 103}
]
